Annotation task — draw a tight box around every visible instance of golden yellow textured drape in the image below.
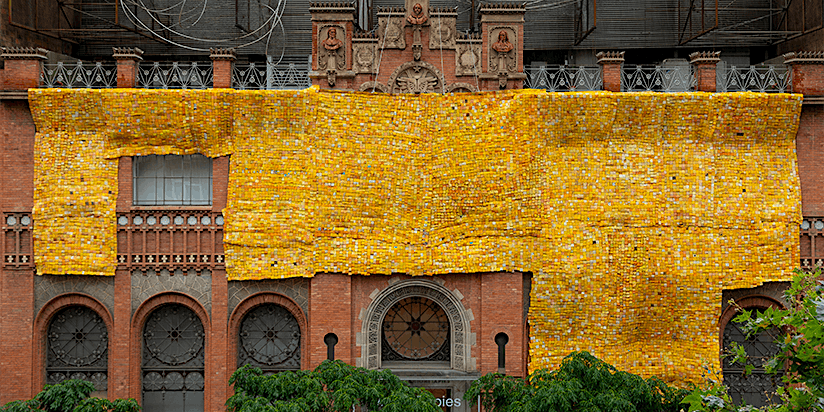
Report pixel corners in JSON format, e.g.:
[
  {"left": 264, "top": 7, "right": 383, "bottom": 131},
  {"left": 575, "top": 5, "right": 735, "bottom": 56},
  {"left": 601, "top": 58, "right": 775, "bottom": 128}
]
[{"left": 28, "top": 88, "right": 802, "bottom": 383}]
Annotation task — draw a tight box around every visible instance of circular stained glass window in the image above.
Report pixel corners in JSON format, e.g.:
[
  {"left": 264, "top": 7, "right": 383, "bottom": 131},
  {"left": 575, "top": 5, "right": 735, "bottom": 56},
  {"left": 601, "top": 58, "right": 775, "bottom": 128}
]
[{"left": 382, "top": 296, "right": 449, "bottom": 361}]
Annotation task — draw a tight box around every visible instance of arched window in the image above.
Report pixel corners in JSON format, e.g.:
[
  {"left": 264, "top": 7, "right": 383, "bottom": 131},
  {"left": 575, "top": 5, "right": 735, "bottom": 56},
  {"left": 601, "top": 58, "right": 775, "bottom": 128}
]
[
  {"left": 47, "top": 306, "right": 108, "bottom": 394},
  {"left": 361, "top": 280, "right": 472, "bottom": 372},
  {"left": 237, "top": 304, "right": 301, "bottom": 372},
  {"left": 382, "top": 296, "right": 450, "bottom": 364},
  {"left": 142, "top": 304, "right": 205, "bottom": 412},
  {"left": 722, "top": 309, "right": 783, "bottom": 407}
]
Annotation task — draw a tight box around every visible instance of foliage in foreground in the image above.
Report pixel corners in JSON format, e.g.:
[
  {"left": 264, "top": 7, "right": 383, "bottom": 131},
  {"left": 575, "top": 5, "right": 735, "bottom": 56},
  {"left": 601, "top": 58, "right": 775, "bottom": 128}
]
[
  {"left": 683, "top": 269, "right": 824, "bottom": 412},
  {"left": 0, "top": 379, "right": 140, "bottom": 412},
  {"left": 464, "top": 351, "right": 689, "bottom": 412},
  {"left": 227, "top": 360, "right": 440, "bottom": 412}
]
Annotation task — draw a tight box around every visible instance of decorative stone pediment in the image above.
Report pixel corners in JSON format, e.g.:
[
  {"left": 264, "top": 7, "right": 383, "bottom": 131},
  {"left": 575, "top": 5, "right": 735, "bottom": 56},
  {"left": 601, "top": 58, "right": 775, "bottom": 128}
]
[{"left": 387, "top": 61, "right": 445, "bottom": 94}]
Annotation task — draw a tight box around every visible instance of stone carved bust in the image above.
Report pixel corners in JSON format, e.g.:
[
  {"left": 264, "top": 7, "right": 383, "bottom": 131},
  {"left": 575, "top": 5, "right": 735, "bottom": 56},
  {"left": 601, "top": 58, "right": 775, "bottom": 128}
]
[
  {"left": 492, "top": 30, "right": 514, "bottom": 54},
  {"left": 407, "top": 3, "right": 427, "bottom": 25}
]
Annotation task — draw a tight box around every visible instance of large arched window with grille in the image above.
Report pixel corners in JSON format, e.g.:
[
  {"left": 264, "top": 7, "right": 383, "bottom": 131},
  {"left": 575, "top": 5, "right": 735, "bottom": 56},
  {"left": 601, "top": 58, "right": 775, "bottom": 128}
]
[
  {"left": 237, "top": 304, "right": 301, "bottom": 372},
  {"left": 722, "top": 309, "right": 783, "bottom": 407},
  {"left": 47, "top": 306, "right": 108, "bottom": 394},
  {"left": 142, "top": 304, "right": 205, "bottom": 412},
  {"left": 381, "top": 296, "right": 450, "bottom": 365}
]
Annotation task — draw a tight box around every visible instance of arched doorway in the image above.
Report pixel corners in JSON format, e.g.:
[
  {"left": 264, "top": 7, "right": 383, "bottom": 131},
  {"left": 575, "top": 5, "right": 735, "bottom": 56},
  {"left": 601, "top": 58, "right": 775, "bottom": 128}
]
[
  {"left": 722, "top": 309, "right": 783, "bottom": 407},
  {"left": 142, "top": 304, "right": 205, "bottom": 412},
  {"left": 46, "top": 306, "right": 108, "bottom": 395}
]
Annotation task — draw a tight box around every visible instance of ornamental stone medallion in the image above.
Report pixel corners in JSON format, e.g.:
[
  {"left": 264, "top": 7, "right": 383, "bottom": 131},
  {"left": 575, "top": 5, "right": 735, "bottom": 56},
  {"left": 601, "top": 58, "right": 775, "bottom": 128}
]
[
  {"left": 377, "top": 12, "right": 406, "bottom": 49},
  {"left": 353, "top": 41, "right": 377, "bottom": 73},
  {"left": 455, "top": 40, "right": 481, "bottom": 76}
]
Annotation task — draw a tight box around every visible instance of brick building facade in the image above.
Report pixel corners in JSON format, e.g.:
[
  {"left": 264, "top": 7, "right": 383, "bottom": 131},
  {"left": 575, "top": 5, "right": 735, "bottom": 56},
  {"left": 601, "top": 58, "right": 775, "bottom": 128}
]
[{"left": 3, "top": 2, "right": 824, "bottom": 412}]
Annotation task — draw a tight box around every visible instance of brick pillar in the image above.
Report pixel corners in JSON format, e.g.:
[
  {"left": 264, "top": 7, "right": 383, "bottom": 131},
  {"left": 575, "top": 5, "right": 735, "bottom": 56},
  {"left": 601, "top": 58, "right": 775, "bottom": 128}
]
[
  {"left": 0, "top": 269, "right": 35, "bottom": 403},
  {"left": 309, "top": 273, "right": 352, "bottom": 369},
  {"left": 210, "top": 269, "right": 228, "bottom": 412},
  {"left": 110, "top": 269, "right": 132, "bottom": 400},
  {"left": 210, "top": 48, "right": 236, "bottom": 89},
  {"left": 783, "top": 51, "right": 824, "bottom": 97},
  {"left": 0, "top": 47, "right": 48, "bottom": 91},
  {"left": 596, "top": 51, "right": 624, "bottom": 92},
  {"left": 480, "top": 272, "right": 525, "bottom": 377},
  {"left": 689, "top": 51, "right": 721, "bottom": 92},
  {"left": 112, "top": 47, "right": 143, "bottom": 88}
]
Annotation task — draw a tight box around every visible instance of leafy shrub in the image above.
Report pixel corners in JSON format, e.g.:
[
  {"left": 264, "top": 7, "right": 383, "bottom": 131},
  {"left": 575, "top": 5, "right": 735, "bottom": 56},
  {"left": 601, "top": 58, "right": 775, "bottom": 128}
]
[
  {"left": 0, "top": 379, "right": 140, "bottom": 412},
  {"left": 227, "top": 360, "right": 441, "bottom": 412},
  {"left": 464, "top": 351, "right": 688, "bottom": 412},
  {"left": 683, "top": 268, "right": 824, "bottom": 412}
]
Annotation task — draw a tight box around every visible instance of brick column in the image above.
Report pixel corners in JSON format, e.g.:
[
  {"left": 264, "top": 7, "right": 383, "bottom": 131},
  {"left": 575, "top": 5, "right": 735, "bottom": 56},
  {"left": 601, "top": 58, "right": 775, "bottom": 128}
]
[
  {"left": 0, "top": 47, "right": 48, "bottom": 91},
  {"left": 210, "top": 48, "right": 236, "bottom": 89},
  {"left": 596, "top": 51, "right": 624, "bottom": 92},
  {"left": 309, "top": 273, "right": 352, "bottom": 369},
  {"left": 689, "top": 51, "right": 721, "bottom": 92},
  {"left": 783, "top": 51, "right": 824, "bottom": 97},
  {"left": 112, "top": 47, "right": 143, "bottom": 88}
]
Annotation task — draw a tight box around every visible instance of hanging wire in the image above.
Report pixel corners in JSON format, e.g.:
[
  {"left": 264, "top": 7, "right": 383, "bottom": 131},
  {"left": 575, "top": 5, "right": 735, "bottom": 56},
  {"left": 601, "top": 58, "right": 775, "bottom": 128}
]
[
  {"left": 118, "top": 0, "right": 286, "bottom": 52},
  {"left": 372, "top": 13, "right": 393, "bottom": 93}
]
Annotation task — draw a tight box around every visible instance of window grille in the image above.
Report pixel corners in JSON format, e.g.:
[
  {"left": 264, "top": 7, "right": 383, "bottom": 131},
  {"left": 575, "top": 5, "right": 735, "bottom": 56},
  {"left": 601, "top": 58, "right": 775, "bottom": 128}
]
[{"left": 47, "top": 306, "right": 108, "bottom": 392}]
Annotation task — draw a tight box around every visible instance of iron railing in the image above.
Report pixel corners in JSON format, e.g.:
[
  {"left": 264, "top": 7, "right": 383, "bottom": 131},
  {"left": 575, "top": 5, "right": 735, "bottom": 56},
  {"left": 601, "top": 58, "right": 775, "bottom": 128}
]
[
  {"left": 137, "top": 61, "right": 213, "bottom": 89},
  {"left": 39, "top": 61, "right": 117, "bottom": 88},
  {"left": 621, "top": 65, "right": 695, "bottom": 92},
  {"left": 232, "top": 57, "right": 311, "bottom": 90},
  {"left": 717, "top": 65, "right": 791, "bottom": 93},
  {"left": 524, "top": 65, "right": 602, "bottom": 92}
]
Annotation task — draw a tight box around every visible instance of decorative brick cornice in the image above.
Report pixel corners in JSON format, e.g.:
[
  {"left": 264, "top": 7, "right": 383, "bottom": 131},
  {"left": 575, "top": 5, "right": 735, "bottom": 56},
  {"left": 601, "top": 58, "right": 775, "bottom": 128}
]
[
  {"left": 430, "top": 6, "right": 458, "bottom": 17},
  {"left": 783, "top": 51, "right": 824, "bottom": 65},
  {"left": 353, "top": 31, "right": 378, "bottom": 40},
  {"left": 209, "top": 48, "right": 237, "bottom": 61},
  {"left": 456, "top": 33, "right": 482, "bottom": 43},
  {"left": 689, "top": 51, "right": 721, "bottom": 64},
  {"left": 479, "top": 2, "right": 526, "bottom": 14},
  {"left": 309, "top": 2, "right": 355, "bottom": 13},
  {"left": 112, "top": 47, "right": 144, "bottom": 61},
  {"left": 377, "top": 6, "right": 406, "bottom": 16},
  {"left": 0, "top": 47, "right": 48, "bottom": 60},
  {"left": 596, "top": 51, "right": 625, "bottom": 64}
]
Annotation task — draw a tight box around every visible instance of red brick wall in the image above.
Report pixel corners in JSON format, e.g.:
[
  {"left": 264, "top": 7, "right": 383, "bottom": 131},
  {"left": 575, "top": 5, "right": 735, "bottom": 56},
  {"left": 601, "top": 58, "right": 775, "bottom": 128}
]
[
  {"left": 792, "top": 64, "right": 824, "bottom": 96},
  {"left": 796, "top": 105, "right": 824, "bottom": 215},
  {"left": 309, "top": 273, "right": 353, "bottom": 368},
  {"left": 0, "top": 100, "right": 35, "bottom": 212},
  {"left": 0, "top": 269, "right": 35, "bottom": 403}
]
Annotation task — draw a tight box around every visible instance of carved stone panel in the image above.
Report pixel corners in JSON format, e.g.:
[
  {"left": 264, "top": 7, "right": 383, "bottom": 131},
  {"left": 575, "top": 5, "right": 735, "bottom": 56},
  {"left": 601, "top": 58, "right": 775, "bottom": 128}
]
[
  {"left": 352, "top": 41, "right": 378, "bottom": 74},
  {"left": 387, "top": 61, "right": 445, "bottom": 94},
  {"left": 488, "top": 26, "right": 517, "bottom": 73},
  {"left": 428, "top": 12, "right": 456, "bottom": 50},
  {"left": 455, "top": 41, "right": 482, "bottom": 76},
  {"left": 318, "top": 25, "right": 346, "bottom": 72},
  {"left": 377, "top": 13, "right": 406, "bottom": 49}
]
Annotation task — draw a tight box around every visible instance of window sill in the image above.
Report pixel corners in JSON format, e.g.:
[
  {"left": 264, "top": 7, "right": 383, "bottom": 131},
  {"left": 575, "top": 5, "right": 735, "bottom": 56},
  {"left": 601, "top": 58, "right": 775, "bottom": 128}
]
[{"left": 130, "top": 205, "right": 214, "bottom": 211}]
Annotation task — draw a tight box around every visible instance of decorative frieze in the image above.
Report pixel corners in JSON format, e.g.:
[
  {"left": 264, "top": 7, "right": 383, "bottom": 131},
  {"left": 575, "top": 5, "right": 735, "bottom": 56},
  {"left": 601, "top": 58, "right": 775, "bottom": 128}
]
[{"left": 353, "top": 33, "right": 378, "bottom": 74}]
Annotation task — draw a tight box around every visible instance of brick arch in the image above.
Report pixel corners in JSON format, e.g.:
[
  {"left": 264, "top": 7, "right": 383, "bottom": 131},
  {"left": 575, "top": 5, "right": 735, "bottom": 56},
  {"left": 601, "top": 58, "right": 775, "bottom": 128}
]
[
  {"left": 229, "top": 293, "right": 308, "bottom": 372},
  {"left": 718, "top": 294, "right": 784, "bottom": 349},
  {"left": 129, "top": 292, "right": 211, "bottom": 405},
  {"left": 33, "top": 293, "right": 114, "bottom": 395}
]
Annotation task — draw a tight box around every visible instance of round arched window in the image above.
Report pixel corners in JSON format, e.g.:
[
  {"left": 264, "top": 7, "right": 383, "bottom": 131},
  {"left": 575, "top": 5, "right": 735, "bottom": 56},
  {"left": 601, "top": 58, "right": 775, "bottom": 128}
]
[
  {"left": 47, "top": 306, "right": 108, "bottom": 392},
  {"left": 238, "top": 304, "right": 301, "bottom": 372},
  {"left": 382, "top": 296, "right": 450, "bottom": 362}
]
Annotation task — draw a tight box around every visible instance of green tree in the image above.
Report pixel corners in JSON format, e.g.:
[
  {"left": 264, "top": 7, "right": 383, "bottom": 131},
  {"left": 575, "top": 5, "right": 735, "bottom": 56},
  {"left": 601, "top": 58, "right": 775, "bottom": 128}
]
[
  {"left": 227, "top": 360, "right": 441, "bottom": 412},
  {"left": 682, "top": 269, "right": 824, "bottom": 412},
  {"left": 0, "top": 380, "right": 140, "bottom": 412},
  {"left": 464, "top": 351, "right": 688, "bottom": 412}
]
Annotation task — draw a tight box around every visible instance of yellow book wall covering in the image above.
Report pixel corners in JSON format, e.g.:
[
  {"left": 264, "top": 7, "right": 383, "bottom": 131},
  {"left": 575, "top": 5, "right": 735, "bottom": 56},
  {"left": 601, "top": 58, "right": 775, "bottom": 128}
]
[{"left": 28, "top": 88, "right": 802, "bottom": 384}]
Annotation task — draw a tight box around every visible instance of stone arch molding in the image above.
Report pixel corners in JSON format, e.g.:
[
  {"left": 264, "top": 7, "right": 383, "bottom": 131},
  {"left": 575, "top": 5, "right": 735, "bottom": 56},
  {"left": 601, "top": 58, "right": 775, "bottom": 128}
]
[{"left": 359, "top": 279, "right": 475, "bottom": 372}]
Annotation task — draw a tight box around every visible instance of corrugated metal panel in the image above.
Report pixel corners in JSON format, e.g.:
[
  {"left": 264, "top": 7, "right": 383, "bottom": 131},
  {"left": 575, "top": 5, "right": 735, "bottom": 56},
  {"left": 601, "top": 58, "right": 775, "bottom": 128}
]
[{"left": 73, "top": 0, "right": 786, "bottom": 59}]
